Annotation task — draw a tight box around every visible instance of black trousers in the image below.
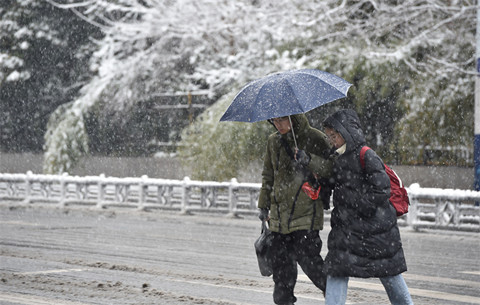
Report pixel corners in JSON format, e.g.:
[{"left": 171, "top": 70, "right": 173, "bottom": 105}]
[{"left": 270, "top": 230, "right": 326, "bottom": 304}]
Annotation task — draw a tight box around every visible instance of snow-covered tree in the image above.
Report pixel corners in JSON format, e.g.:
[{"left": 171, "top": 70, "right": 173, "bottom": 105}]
[
  {"left": 42, "top": 0, "right": 475, "bottom": 175},
  {"left": 0, "top": 0, "right": 99, "bottom": 152},
  {"left": 43, "top": 0, "right": 338, "bottom": 173},
  {"left": 178, "top": 93, "right": 272, "bottom": 181},
  {"left": 182, "top": 0, "right": 476, "bottom": 179}
]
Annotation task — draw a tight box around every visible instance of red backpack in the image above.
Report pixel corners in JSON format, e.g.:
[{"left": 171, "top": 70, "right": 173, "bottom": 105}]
[{"left": 360, "top": 146, "right": 410, "bottom": 217}]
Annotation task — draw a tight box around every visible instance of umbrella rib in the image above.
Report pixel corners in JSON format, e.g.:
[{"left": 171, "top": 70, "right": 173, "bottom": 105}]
[{"left": 285, "top": 77, "right": 309, "bottom": 113}]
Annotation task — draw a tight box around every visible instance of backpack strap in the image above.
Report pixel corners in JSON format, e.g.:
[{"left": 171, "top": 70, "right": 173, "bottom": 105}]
[{"left": 359, "top": 146, "right": 371, "bottom": 170}]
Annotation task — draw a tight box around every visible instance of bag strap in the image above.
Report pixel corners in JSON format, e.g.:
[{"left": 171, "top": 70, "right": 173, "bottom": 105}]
[
  {"left": 359, "top": 146, "right": 371, "bottom": 170},
  {"left": 261, "top": 220, "right": 268, "bottom": 233}
]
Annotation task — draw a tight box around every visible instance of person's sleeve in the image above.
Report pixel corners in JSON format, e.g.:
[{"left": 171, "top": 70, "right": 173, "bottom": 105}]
[
  {"left": 306, "top": 132, "right": 333, "bottom": 179},
  {"left": 307, "top": 154, "right": 333, "bottom": 179},
  {"left": 258, "top": 140, "right": 273, "bottom": 209}
]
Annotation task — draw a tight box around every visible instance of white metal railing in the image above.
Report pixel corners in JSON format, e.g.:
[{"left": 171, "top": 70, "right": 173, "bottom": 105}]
[
  {"left": 0, "top": 172, "right": 260, "bottom": 216},
  {"left": 0, "top": 172, "right": 479, "bottom": 231},
  {"left": 405, "top": 183, "right": 480, "bottom": 232}
]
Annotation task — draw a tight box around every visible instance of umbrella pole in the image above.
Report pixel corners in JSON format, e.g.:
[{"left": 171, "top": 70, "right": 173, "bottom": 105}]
[{"left": 288, "top": 116, "right": 298, "bottom": 150}]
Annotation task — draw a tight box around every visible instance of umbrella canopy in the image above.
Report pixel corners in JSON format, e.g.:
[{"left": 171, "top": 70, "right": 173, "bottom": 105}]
[{"left": 220, "top": 69, "right": 352, "bottom": 123}]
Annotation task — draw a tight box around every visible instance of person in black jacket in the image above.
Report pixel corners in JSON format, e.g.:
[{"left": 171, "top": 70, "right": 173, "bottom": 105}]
[{"left": 322, "top": 109, "right": 413, "bottom": 305}]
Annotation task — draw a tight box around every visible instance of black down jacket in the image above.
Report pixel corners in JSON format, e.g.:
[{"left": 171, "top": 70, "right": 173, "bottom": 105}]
[{"left": 323, "top": 109, "right": 407, "bottom": 278}]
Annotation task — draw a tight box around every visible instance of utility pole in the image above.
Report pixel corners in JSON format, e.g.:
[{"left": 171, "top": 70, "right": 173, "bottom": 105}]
[{"left": 476, "top": 3, "right": 480, "bottom": 196}]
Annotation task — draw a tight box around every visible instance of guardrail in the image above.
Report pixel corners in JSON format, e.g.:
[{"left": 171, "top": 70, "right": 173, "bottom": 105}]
[
  {"left": 0, "top": 172, "right": 260, "bottom": 217},
  {"left": 0, "top": 172, "right": 479, "bottom": 232},
  {"left": 406, "top": 183, "right": 480, "bottom": 232}
]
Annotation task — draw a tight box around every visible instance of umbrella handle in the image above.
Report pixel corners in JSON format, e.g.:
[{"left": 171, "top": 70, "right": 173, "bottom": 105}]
[{"left": 288, "top": 116, "right": 298, "bottom": 150}]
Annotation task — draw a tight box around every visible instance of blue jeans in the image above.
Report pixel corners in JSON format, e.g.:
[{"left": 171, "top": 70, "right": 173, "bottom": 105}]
[{"left": 325, "top": 274, "right": 414, "bottom": 305}]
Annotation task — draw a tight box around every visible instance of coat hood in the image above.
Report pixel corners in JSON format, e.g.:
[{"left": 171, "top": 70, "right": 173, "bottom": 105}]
[
  {"left": 268, "top": 113, "right": 311, "bottom": 139},
  {"left": 289, "top": 113, "right": 310, "bottom": 136},
  {"left": 323, "top": 109, "right": 366, "bottom": 153}
]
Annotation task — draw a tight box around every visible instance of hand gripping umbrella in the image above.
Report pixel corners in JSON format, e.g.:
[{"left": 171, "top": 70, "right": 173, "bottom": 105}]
[{"left": 220, "top": 69, "right": 352, "bottom": 148}]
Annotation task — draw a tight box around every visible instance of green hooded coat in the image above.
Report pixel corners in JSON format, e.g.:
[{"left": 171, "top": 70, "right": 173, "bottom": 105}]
[{"left": 258, "top": 114, "right": 332, "bottom": 234}]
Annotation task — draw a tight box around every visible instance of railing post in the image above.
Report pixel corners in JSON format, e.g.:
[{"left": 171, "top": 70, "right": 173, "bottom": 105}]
[
  {"left": 59, "top": 173, "right": 68, "bottom": 207},
  {"left": 453, "top": 201, "right": 461, "bottom": 226},
  {"left": 97, "top": 174, "right": 105, "bottom": 209},
  {"left": 138, "top": 175, "right": 148, "bottom": 211},
  {"left": 435, "top": 199, "right": 444, "bottom": 226},
  {"left": 226, "top": 178, "right": 238, "bottom": 218},
  {"left": 23, "top": 171, "right": 32, "bottom": 204},
  {"left": 180, "top": 177, "right": 191, "bottom": 214}
]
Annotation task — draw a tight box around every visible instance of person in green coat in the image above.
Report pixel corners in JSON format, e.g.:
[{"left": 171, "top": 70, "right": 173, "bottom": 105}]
[{"left": 257, "top": 113, "right": 332, "bottom": 305}]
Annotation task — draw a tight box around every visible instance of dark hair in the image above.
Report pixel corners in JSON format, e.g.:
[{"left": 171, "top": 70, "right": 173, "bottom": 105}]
[
  {"left": 268, "top": 115, "right": 298, "bottom": 128},
  {"left": 323, "top": 121, "right": 334, "bottom": 129}
]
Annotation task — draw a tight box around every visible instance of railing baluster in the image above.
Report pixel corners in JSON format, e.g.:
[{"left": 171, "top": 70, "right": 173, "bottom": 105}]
[
  {"left": 23, "top": 171, "right": 32, "bottom": 204},
  {"left": 97, "top": 174, "right": 105, "bottom": 209},
  {"left": 227, "top": 178, "right": 238, "bottom": 218},
  {"left": 180, "top": 177, "right": 190, "bottom": 214},
  {"left": 59, "top": 174, "right": 66, "bottom": 207},
  {"left": 138, "top": 175, "right": 147, "bottom": 211}
]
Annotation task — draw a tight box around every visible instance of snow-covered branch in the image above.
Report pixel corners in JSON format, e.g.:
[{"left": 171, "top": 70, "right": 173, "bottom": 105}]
[{"left": 43, "top": 0, "right": 476, "bottom": 174}]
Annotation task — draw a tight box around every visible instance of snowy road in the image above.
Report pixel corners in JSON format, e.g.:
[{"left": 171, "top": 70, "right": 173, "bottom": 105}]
[{"left": 0, "top": 204, "right": 479, "bottom": 305}]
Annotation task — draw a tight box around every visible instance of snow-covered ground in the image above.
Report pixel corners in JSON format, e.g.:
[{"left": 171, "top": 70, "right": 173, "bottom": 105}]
[{"left": 1, "top": 205, "right": 479, "bottom": 305}]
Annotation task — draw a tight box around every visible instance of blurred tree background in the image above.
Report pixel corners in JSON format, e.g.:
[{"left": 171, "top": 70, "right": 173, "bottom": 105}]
[
  {"left": 0, "top": 0, "right": 101, "bottom": 152},
  {"left": 0, "top": 0, "right": 475, "bottom": 180}
]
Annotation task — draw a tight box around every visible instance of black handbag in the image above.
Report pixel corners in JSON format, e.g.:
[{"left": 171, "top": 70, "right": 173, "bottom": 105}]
[{"left": 254, "top": 221, "right": 273, "bottom": 276}]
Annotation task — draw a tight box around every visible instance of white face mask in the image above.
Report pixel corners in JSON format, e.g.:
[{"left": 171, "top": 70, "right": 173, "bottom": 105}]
[{"left": 335, "top": 143, "right": 347, "bottom": 155}]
